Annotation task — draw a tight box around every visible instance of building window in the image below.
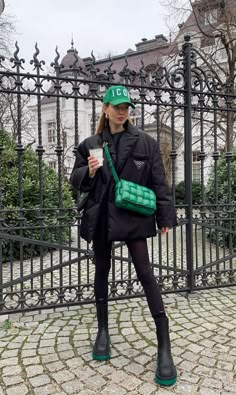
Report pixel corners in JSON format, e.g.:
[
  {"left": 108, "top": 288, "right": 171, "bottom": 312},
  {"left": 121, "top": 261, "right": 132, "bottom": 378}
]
[
  {"left": 48, "top": 161, "right": 57, "bottom": 170},
  {"left": 218, "top": 47, "right": 228, "bottom": 62},
  {"left": 192, "top": 151, "right": 201, "bottom": 182},
  {"left": 201, "top": 36, "right": 215, "bottom": 48},
  {"left": 204, "top": 9, "right": 218, "bottom": 26},
  {"left": 129, "top": 108, "right": 141, "bottom": 127},
  {"left": 99, "top": 84, "right": 106, "bottom": 93},
  {"left": 130, "top": 116, "right": 142, "bottom": 127},
  {"left": 48, "top": 122, "right": 56, "bottom": 143}
]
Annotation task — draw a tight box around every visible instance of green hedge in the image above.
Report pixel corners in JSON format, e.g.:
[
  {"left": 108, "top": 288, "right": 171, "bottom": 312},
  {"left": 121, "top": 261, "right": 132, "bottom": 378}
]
[
  {"left": 0, "top": 131, "right": 75, "bottom": 262},
  {"left": 206, "top": 151, "right": 236, "bottom": 250},
  {"left": 175, "top": 181, "right": 202, "bottom": 205}
]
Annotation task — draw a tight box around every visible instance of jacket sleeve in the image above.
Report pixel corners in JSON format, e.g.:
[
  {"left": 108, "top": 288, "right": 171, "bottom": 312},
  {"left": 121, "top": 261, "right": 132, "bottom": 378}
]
[
  {"left": 70, "top": 141, "right": 95, "bottom": 193},
  {"left": 150, "top": 140, "right": 177, "bottom": 229}
]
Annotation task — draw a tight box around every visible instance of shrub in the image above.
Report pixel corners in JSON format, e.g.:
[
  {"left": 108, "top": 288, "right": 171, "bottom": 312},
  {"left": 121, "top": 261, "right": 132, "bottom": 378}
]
[
  {"left": 0, "top": 131, "right": 75, "bottom": 262},
  {"left": 175, "top": 180, "right": 202, "bottom": 205},
  {"left": 206, "top": 151, "right": 236, "bottom": 250}
]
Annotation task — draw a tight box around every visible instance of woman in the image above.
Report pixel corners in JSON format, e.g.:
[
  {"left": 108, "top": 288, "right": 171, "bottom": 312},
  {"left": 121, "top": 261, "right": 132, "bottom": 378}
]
[{"left": 70, "top": 85, "right": 177, "bottom": 386}]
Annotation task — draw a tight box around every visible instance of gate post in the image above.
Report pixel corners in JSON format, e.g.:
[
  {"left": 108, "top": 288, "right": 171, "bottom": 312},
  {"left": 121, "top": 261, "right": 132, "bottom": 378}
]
[{"left": 183, "top": 35, "right": 194, "bottom": 292}]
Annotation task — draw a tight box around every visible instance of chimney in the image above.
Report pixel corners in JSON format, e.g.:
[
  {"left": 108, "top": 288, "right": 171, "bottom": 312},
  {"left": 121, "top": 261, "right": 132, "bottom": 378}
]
[{"left": 135, "top": 34, "right": 169, "bottom": 52}]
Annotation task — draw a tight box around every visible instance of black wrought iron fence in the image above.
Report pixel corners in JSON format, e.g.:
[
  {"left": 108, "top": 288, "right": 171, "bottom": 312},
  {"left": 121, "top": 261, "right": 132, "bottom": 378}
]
[{"left": 0, "top": 35, "right": 235, "bottom": 314}]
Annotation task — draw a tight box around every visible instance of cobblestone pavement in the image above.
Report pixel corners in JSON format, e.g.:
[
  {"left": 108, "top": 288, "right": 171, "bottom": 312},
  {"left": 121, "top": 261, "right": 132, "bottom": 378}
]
[{"left": 0, "top": 287, "right": 235, "bottom": 395}]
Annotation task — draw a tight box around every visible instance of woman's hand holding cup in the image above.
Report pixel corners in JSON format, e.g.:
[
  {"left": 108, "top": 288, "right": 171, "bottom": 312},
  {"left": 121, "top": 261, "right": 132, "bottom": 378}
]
[{"left": 88, "top": 148, "right": 103, "bottom": 178}]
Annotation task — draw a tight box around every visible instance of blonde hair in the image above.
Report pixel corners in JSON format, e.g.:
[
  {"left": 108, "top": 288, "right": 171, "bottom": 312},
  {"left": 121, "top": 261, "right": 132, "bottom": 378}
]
[{"left": 96, "top": 112, "right": 108, "bottom": 134}]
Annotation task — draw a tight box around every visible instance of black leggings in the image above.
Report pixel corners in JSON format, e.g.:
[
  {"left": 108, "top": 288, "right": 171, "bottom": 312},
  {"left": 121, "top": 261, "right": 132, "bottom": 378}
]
[{"left": 93, "top": 236, "right": 165, "bottom": 319}]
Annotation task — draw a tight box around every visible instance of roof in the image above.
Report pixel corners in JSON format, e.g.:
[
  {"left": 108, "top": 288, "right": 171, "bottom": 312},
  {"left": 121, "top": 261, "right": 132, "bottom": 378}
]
[{"left": 60, "top": 42, "right": 86, "bottom": 74}]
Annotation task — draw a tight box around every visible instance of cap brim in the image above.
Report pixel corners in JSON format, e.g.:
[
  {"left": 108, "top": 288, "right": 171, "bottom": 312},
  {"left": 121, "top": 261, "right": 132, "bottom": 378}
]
[{"left": 105, "top": 97, "right": 135, "bottom": 109}]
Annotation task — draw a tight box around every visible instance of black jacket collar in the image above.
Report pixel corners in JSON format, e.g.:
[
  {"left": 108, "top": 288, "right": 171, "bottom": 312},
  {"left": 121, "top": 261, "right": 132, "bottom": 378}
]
[{"left": 101, "top": 121, "right": 139, "bottom": 174}]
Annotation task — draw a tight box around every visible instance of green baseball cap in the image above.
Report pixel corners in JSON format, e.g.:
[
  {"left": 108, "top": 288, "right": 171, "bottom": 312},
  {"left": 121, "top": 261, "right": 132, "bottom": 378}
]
[{"left": 103, "top": 85, "right": 135, "bottom": 109}]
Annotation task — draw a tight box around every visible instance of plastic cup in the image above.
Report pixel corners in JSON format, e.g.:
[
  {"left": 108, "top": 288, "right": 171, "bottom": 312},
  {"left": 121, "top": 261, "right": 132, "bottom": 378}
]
[{"left": 89, "top": 148, "right": 103, "bottom": 167}]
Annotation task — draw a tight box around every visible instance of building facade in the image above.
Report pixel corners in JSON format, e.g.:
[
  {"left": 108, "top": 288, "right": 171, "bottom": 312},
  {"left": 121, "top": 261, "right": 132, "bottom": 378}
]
[{"left": 36, "top": 0, "right": 235, "bottom": 184}]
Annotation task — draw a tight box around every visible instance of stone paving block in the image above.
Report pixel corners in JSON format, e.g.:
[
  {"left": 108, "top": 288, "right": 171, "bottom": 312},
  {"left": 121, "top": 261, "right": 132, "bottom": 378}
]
[
  {"left": 73, "top": 391, "right": 96, "bottom": 395},
  {"left": 212, "top": 369, "right": 234, "bottom": 382},
  {"left": 198, "top": 388, "right": 221, "bottom": 395},
  {"left": 110, "top": 356, "right": 130, "bottom": 368},
  {"left": 3, "top": 375, "right": 24, "bottom": 386},
  {"left": 22, "top": 357, "right": 40, "bottom": 366},
  {"left": 142, "top": 370, "right": 155, "bottom": 382},
  {"left": 73, "top": 333, "right": 89, "bottom": 341},
  {"left": 174, "top": 383, "right": 198, "bottom": 394},
  {"left": 57, "top": 343, "right": 72, "bottom": 352},
  {"left": 137, "top": 382, "right": 157, "bottom": 394},
  {"left": 61, "top": 379, "right": 84, "bottom": 394},
  {"left": 154, "top": 389, "right": 176, "bottom": 395},
  {"left": 199, "top": 352, "right": 219, "bottom": 367},
  {"left": 172, "top": 346, "right": 185, "bottom": 356},
  {"left": 199, "top": 338, "right": 216, "bottom": 348},
  {"left": 33, "top": 313, "right": 49, "bottom": 321},
  {"left": 41, "top": 353, "right": 59, "bottom": 363},
  {"left": 2, "top": 366, "right": 22, "bottom": 377},
  {"left": 82, "top": 374, "right": 107, "bottom": 391},
  {"left": 34, "top": 384, "right": 63, "bottom": 395},
  {"left": 95, "top": 365, "right": 116, "bottom": 376},
  {"left": 39, "top": 339, "right": 55, "bottom": 347},
  {"left": 51, "top": 370, "right": 75, "bottom": 384},
  {"left": 180, "top": 372, "right": 200, "bottom": 384},
  {"left": 0, "top": 357, "right": 19, "bottom": 368},
  {"left": 7, "top": 342, "right": 23, "bottom": 350},
  {"left": 178, "top": 360, "right": 196, "bottom": 373},
  {"left": 29, "top": 374, "right": 51, "bottom": 387},
  {"left": 120, "top": 375, "right": 142, "bottom": 391},
  {"left": 109, "top": 370, "right": 130, "bottom": 384},
  {"left": 201, "top": 377, "right": 223, "bottom": 389},
  {"left": 216, "top": 360, "right": 234, "bottom": 371},
  {"left": 135, "top": 354, "right": 151, "bottom": 365},
  {"left": 124, "top": 362, "right": 145, "bottom": 375},
  {"left": 58, "top": 350, "right": 75, "bottom": 360},
  {"left": 100, "top": 383, "right": 127, "bottom": 395},
  {"left": 71, "top": 365, "right": 95, "bottom": 380},
  {"left": 48, "top": 312, "right": 63, "bottom": 319},
  {"left": 21, "top": 349, "right": 37, "bottom": 358},
  {"left": 6, "top": 384, "right": 28, "bottom": 395},
  {"left": 45, "top": 360, "right": 65, "bottom": 372},
  {"left": 223, "top": 383, "right": 236, "bottom": 393},
  {"left": 64, "top": 357, "right": 84, "bottom": 369},
  {"left": 109, "top": 335, "right": 124, "bottom": 343},
  {"left": 1, "top": 350, "right": 18, "bottom": 359},
  {"left": 25, "top": 364, "right": 44, "bottom": 377},
  {"left": 143, "top": 345, "right": 156, "bottom": 357},
  {"left": 22, "top": 343, "right": 37, "bottom": 350}
]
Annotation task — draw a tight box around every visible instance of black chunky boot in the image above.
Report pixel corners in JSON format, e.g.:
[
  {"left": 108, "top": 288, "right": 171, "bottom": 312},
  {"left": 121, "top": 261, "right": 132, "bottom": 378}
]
[
  {"left": 154, "top": 317, "right": 177, "bottom": 386},
  {"left": 92, "top": 300, "right": 111, "bottom": 361}
]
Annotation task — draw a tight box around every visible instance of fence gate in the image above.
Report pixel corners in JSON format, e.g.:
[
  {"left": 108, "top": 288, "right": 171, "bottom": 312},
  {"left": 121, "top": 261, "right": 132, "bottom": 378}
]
[{"left": 0, "top": 36, "right": 235, "bottom": 314}]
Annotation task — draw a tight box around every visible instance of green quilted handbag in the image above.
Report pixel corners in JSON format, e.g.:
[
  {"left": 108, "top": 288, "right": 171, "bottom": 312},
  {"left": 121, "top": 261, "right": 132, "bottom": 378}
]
[{"left": 103, "top": 143, "right": 156, "bottom": 216}]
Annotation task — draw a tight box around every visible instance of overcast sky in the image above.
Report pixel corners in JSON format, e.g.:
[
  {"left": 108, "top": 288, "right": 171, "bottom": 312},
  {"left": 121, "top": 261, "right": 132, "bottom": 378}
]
[{"left": 5, "top": 0, "right": 169, "bottom": 66}]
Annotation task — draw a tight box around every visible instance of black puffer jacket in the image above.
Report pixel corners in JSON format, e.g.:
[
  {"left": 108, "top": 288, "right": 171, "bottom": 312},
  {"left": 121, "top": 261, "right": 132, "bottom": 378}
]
[{"left": 70, "top": 122, "right": 177, "bottom": 242}]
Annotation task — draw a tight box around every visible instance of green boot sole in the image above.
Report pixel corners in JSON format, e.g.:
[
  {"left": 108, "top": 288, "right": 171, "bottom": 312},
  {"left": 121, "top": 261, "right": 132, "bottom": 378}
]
[
  {"left": 92, "top": 352, "right": 111, "bottom": 361},
  {"left": 155, "top": 374, "right": 177, "bottom": 386}
]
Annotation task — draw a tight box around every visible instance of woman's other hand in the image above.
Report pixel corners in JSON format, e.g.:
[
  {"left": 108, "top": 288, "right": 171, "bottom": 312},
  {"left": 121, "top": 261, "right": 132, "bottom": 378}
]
[
  {"left": 161, "top": 227, "right": 169, "bottom": 235},
  {"left": 88, "top": 156, "right": 100, "bottom": 178}
]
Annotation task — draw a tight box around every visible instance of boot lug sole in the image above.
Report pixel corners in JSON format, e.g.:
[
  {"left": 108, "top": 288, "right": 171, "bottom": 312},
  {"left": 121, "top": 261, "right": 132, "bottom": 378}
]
[
  {"left": 155, "top": 374, "right": 177, "bottom": 386},
  {"left": 92, "top": 352, "right": 111, "bottom": 361}
]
